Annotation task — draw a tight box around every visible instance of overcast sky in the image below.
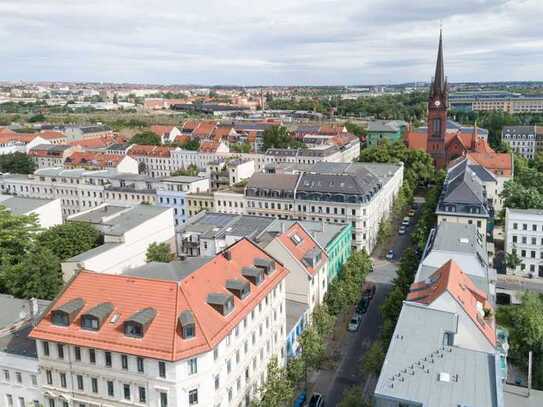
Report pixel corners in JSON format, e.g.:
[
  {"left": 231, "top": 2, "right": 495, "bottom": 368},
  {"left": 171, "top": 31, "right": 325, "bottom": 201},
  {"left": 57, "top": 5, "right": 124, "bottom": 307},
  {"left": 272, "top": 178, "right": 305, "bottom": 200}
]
[{"left": 1, "top": 0, "right": 542, "bottom": 85}]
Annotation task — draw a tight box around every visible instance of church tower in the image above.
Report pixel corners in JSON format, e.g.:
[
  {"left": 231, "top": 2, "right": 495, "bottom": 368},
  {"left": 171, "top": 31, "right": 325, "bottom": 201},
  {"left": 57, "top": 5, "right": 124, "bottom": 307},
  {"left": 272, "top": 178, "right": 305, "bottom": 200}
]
[{"left": 426, "top": 30, "right": 449, "bottom": 168}]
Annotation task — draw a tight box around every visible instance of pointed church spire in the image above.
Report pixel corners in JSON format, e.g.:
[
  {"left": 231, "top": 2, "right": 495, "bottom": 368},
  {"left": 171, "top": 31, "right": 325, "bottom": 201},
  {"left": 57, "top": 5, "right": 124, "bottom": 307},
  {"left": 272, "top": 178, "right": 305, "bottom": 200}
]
[{"left": 432, "top": 29, "right": 446, "bottom": 97}]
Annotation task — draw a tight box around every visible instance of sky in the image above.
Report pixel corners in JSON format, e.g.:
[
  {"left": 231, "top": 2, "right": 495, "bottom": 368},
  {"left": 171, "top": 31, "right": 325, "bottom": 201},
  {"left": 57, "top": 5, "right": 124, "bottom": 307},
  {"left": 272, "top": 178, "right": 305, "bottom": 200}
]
[{"left": 1, "top": 0, "right": 542, "bottom": 86}]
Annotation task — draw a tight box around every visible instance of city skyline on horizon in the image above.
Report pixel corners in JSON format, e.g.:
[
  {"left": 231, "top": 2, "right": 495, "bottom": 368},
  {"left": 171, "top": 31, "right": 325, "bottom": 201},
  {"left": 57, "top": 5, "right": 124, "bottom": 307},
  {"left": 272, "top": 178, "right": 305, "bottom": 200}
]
[{"left": 1, "top": 0, "right": 542, "bottom": 86}]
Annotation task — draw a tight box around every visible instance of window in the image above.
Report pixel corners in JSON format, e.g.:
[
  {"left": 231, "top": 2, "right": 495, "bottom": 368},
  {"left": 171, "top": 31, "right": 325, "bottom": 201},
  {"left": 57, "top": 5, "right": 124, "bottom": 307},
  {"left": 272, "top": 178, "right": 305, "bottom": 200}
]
[
  {"left": 139, "top": 387, "right": 146, "bottom": 403},
  {"left": 89, "top": 348, "right": 96, "bottom": 364},
  {"left": 3, "top": 369, "right": 9, "bottom": 381},
  {"left": 77, "top": 375, "right": 84, "bottom": 391},
  {"left": 214, "top": 348, "right": 219, "bottom": 361},
  {"left": 48, "top": 399, "right": 54, "bottom": 407},
  {"left": 188, "top": 358, "right": 198, "bottom": 375},
  {"left": 189, "top": 389, "right": 198, "bottom": 405},
  {"left": 105, "top": 351, "right": 112, "bottom": 367},
  {"left": 92, "top": 377, "right": 98, "bottom": 393},
  {"left": 137, "top": 357, "right": 144, "bottom": 373},
  {"left": 121, "top": 355, "right": 128, "bottom": 369},
  {"left": 81, "top": 315, "right": 99, "bottom": 331},
  {"left": 15, "top": 372, "right": 21, "bottom": 383},
  {"left": 57, "top": 344, "right": 64, "bottom": 359},
  {"left": 6, "top": 394, "right": 13, "bottom": 407},
  {"left": 18, "top": 398, "right": 25, "bottom": 407},
  {"left": 124, "top": 384, "right": 131, "bottom": 400},
  {"left": 75, "top": 346, "right": 81, "bottom": 361},
  {"left": 160, "top": 392, "right": 168, "bottom": 407},
  {"left": 215, "top": 375, "right": 220, "bottom": 390},
  {"left": 159, "top": 361, "right": 166, "bottom": 378},
  {"left": 60, "top": 373, "right": 66, "bottom": 388},
  {"left": 124, "top": 322, "right": 143, "bottom": 338},
  {"left": 31, "top": 375, "right": 37, "bottom": 386},
  {"left": 46, "top": 370, "right": 52, "bottom": 385},
  {"left": 227, "top": 359, "right": 232, "bottom": 374},
  {"left": 107, "top": 381, "right": 114, "bottom": 396}
]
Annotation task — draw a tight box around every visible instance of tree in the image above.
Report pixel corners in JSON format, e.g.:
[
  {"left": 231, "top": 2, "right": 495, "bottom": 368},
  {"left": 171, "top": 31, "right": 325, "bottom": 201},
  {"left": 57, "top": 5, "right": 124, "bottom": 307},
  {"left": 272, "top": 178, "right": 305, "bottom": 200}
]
[
  {"left": 338, "top": 386, "right": 368, "bottom": 407},
  {"left": 129, "top": 130, "right": 161, "bottom": 145},
  {"left": 361, "top": 341, "right": 385, "bottom": 376},
  {"left": 28, "top": 113, "right": 46, "bottom": 123},
  {"left": 37, "top": 222, "right": 102, "bottom": 261},
  {"left": 183, "top": 139, "right": 200, "bottom": 151},
  {"left": 230, "top": 142, "right": 252, "bottom": 153},
  {"left": 146, "top": 242, "right": 173, "bottom": 262},
  {"left": 263, "top": 126, "right": 303, "bottom": 150},
  {"left": 505, "top": 249, "right": 523, "bottom": 271},
  {"left": 3, "top": 245, "right": 62, "bottom": 300},
  {"left": 171, "top": 164, "right": 199, "bottom": 177},
  {"left": 312, "top": 304, "right": 335, "bottom": 337},
  {"left": 0, "top": 152, "right": 36, "bottom": 174},
  {"left": 255, "top": 357, "right": 294, "bottom": 407},
  {"left": 298, "top": 326, "right": 326, "bottom": 391},
  {"left": 345, "top": 122, "right": 365, "bottom": 137},
  {"left": 0, "top": 206, "right": 41, "bottom": 267}
]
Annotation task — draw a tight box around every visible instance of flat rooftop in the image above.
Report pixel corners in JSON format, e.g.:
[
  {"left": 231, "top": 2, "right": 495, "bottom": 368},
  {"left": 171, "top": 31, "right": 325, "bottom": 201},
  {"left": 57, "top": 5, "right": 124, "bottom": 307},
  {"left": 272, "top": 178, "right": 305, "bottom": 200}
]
[
  {"left": 0, "top": 195, "right": 56, "bottom": 215},
  {"left": 123, "top": 257, "right": 213, "bottom": 281},
  {"left": 375, "top": 302, "right": 499, "bottom": 407}
]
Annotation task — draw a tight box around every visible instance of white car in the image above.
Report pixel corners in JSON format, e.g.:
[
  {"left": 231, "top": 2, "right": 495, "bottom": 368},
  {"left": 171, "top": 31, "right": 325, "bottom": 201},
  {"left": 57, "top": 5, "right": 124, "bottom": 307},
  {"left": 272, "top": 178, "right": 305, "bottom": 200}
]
[
  {"left": 402, "top": 217, "right": 410, "bottom": 226},
  {"left": 348, "top": 314, "right": 361, "bottom": 332},
  {"left": 398, "top": 226, "right": 406, "bottom": 235},
  {"left": 386, "top": 249, "right": 394, "bottom": 260}
]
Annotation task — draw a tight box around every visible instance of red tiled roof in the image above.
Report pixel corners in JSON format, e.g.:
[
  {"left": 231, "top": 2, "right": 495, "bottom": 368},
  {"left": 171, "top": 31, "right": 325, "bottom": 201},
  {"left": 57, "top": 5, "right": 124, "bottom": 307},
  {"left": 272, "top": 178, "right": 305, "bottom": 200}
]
[
  {"left": 193, "top": 121, "right": 218, "bottom": 138},
  {"left": 65, "top": 152, "right": 123, "bottom": 168},
  {"left": 128, "top": 144, "right": 173, "bottom": 157},
  {"left": 68, "top": 134, "right": 125, "bottom": 149},
  {"left": 467, "top": 152, "right": 513, "bottom": 177},
  {"left": 174, "top": 135, "right": 191, "bottom": 145},
  {"left": 30, "top": 239, "right": 287, "bottom": 361},
  {"left": 39, "top": 130, "right": 65, "bottom": 140},
  {"left": 405, "top": 131, "right": 427, "bottom": 151},
  {"left": 150, "top": 125, "right": 176, "bottom": 137},
  {"left": 198, "top": 140, "right": 220, "bottom": 153},
  {"left": 277, "top": 223, "right": 327, "bottom": 276},
  {"left": 407, "top": 260, "right": 496, "bottom": 346}
]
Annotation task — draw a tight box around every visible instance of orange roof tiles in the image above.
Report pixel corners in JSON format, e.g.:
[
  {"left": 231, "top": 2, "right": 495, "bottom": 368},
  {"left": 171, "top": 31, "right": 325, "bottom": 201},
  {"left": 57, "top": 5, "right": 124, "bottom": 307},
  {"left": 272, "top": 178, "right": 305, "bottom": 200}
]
[
  {"left": 405, "top": 131, "right": 428, "bottom": 151},
  {"left": 467, "top": 152, "right": 513, "bottom": 177},
  {"left": 277, "top": 223, "right": 327, "bottom": 276},
  {"left": 193, "top": 121, "right": 218, "bottom": 138},
  {"left": 39, "top": 130, "right": 65, "bottom": 140},
  {"left": 65, "top": 152, "right": 123, "bottom": 168},
  {"left": 150, "top": 125, "right": 176, "bottom": 137},
  {"left": 198, "top": 140, "right": 220, "bottom": 153},
  {"left": 30, "top": 239, "right": 287, "bottom": 361},
  {"left": 407, "top": 260, "right": 496, "bottom": 346},
  {"left": 128, "top": 144, "right": 173, "bottom": 157},
  {"left": 68, "top": 134, "right": 124, "bottom": 149},
  {"left": 174, "top": 135, "right": 191, "bottom": 145}
]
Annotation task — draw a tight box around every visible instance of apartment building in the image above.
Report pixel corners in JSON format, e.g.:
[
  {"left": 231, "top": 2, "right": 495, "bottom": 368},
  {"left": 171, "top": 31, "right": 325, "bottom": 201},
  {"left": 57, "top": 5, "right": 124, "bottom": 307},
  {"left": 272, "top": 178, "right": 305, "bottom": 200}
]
[
  {"left": 207, "top": 159, "right": 255, "bottom": 190},
  {"left": 436, "top": 158, "right": 491, "bottom": 235},
  {"left": 0, "top": 195, "right": 62, "bottom": 228},
  {"left": 31, "top": 238, "right": 288, "bottom": 407},
  {"left": 64, "top": 125, "right": 113, "bottom": 142},
  {"left": 61, "top": 204, "right": 175, "bottom": 279},
  {"left": 244, "top": 162, "right": 403, "bottom": 251},
  {"left": 505, "top": 208, "right": 543, "bottom": 277},
  {"left": 0, "top": 295, "right": 50, "bottom": 407},
  {"left": 0, "top": 168, "right": 161, "bottom": 217},
  {"left": 127, "top": 145, "right": 174, "bottom": 178},
  {"left": 29, "top": 144, "right": 81, "bottom": 168},
  {"left": 502, "top": 126, "right": 538, "bottom": 159},
  {"left": 157, "top": 175, "right": 210, "bottom": 226}
]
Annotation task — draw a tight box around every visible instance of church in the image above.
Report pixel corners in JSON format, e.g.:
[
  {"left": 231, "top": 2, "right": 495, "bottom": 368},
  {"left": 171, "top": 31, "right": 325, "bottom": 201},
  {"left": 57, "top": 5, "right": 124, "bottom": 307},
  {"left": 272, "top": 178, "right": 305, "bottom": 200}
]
[{"left": 405, "top": 31, "right": 497, "bottom": 169}]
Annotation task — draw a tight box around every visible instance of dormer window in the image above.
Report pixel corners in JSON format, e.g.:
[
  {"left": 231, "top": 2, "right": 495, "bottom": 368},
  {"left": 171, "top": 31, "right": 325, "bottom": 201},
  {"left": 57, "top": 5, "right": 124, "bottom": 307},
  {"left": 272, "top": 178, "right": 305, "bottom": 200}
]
[
  {"left": 51, "top": 298, "right": 85, "bottom": 327},
  {"left": 290, "top": 233, "right": 303, "bottom": 245},
  {"left": 178, "top": 310, "right": 196, "bottom": 339},
  {"left": 226, "top": 279, "right": 250, "bottom": 300},
  {"left": 254, "top": 258, "right": 275, "bottom": 275},
  {"left": 207, "top": 293, "right": 235, "bottom": 316},
  {"left": 242, "top": 267, "right": 264, "bottom": 286},
  {"left": 124, "top": 308, "right": 156, "bottom": 338},
  {"left": 80, "top": 302, "right": 113, "bottom": 331}
]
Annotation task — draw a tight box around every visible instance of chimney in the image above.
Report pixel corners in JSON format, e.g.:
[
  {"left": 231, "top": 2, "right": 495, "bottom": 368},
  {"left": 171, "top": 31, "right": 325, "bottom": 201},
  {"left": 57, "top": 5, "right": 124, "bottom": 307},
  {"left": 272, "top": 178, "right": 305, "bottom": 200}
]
[
  {"left": 223, "top": 250, "right": 231, "bottom": 261},
  {"left": 30, "top": 298, "right": 39, "bottom": 317}
]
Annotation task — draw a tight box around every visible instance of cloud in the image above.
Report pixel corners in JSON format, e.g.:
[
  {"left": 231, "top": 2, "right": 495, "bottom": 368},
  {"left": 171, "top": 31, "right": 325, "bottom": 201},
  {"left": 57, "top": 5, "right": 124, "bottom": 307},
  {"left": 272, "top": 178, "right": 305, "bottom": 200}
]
[{"left": 0, "top": 0, "right": 541, "bottom": 85}]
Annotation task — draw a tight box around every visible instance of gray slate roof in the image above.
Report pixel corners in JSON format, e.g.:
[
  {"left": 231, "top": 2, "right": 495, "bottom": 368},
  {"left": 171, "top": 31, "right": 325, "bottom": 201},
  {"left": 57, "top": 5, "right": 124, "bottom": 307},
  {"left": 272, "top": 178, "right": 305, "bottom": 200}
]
[
  {"left": 0, "top": 195, "right": 56, "bottom": 215},
  {"left": 123, "top": 257, "right": 213, "bottom": 281},
  {"left": 286, "top": 299, "right": 308, "bottom": 333},
  {"left": 375, "top": 302, "right": 500, "bottom": 407}
]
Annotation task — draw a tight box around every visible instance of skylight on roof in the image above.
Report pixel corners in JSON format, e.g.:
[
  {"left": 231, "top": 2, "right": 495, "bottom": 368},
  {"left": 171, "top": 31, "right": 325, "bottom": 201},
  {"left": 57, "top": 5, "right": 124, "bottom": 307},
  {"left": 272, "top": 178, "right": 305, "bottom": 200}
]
[{"left": 290, "top": 233, "right": 303, "bottom": 245}]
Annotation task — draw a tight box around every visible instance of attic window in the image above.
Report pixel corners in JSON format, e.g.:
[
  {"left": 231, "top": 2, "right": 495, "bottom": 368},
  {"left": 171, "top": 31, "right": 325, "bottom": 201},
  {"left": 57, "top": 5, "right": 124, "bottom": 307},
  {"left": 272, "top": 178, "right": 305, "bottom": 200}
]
[
  {"left": 242, "top": 267, "right": 264, "bottom": 286},
  {"left": 226, "top": 279, "right": 250, "bottom": 299},
  {"left": 254, "top": 258, "right": 275, "bottom": 275},
  {"left": 51, "top": 298, "right": 85, "bottom": 327},
  {"left": 290, "top": 233, "right": 303, "bottom": 245},
  {"left": 207, "top": 293, "right": 235, "bottom": 316},
  {"left": 80, "top": 302, "right": 113, "bottom": 331},
  {"left": 124, "top": 307, "right": 157, "bottom": 338},
  {"left": 178, "top": 310, "right": 196, "bottom": 339}
]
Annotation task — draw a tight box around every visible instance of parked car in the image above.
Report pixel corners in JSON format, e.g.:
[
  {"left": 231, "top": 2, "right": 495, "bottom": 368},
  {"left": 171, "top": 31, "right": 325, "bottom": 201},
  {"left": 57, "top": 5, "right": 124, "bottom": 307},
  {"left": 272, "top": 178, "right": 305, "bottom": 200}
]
[
  {"left": 408, "top": 209, "right": 416, "bottom": 217},
  {"left": 411, "top": 202, "right": 418, "bottom": 209},
  {"left": 362, "top": 282, "right": 376, "bottom": 300},
  {"left": 369, "top": 261, "right": 374, "bottom": 273},
  {"left": 398, "top": 226, "right": 406, "bottom": 235},
  {"left": 293, "top": 392, "right": 306, "bottom": 407},
  {"left": 348, "top": 314, "right": 361, "bottom": 332},
  {"left": 386, "top": 249, "right": 394, "bottom": 260},
  {"left": 402, "top": 217, "right": 410, "bottom": 226},
  {"left": 309, "top": 393, "right": 325, "bottom": 407},
  {"left": 357, "top": 297, "right": 370, "bottom": 314}
]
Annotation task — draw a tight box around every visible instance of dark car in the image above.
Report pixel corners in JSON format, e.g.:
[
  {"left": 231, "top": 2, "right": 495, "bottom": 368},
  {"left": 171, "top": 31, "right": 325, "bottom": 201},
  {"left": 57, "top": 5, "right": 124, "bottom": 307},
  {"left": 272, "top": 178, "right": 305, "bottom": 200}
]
[
  {"left": 362, "top": 282, "right": 376, "bottom": 300},
  {"left": 309, "top": 393, "right": 325, "bottom": 407},
  {"left": 357, "top": 297, "right": 370, "bottom": 314}
]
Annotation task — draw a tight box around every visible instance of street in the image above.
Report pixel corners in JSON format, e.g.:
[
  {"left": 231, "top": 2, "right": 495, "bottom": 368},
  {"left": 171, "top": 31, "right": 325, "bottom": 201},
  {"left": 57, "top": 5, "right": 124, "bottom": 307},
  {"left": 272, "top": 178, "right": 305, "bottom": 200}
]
[{"left": 309, "top": 197, "right": 425, "bottom": 405}]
